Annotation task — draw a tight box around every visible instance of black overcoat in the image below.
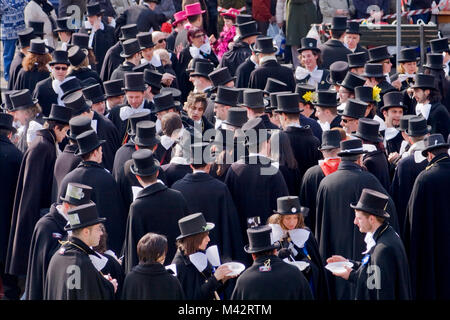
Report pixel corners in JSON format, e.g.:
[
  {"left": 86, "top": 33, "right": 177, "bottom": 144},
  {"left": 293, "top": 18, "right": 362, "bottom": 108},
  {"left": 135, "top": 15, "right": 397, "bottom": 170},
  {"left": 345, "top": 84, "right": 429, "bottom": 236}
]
[
  {"left": 319, "top": 39, "right": 353, "bottom": 70},
  {"left": 93, "top": 111, "right": 121, "bottom": 172},
  {"left": 161, "top": 162, "right": 193, "bottom": 187},
  {"left": 33, "top": 77, "right": 58, "bottom": 117},
  {"left": 14, "top": 67, "right": 50, "bottom": 92},
  {"left": 80, "top": 25, "right": 116, "bottom": 72},
  {"left": 219, "top": 41, "right": 252, "bottom": 77},
  {"left": 300, "top": 164, "right": 326, "bottom": 233},
  {"left": 362, "top": 149, "right": 391, "bottom": 192},
  {"left": 7, "top": 51, "right": 25, "bottom": 90},
  {"left": 235, "top": 56, "right": 256, "bottom": 89},
  {"left": 248, "top": 59, "right": 296, "bottom": 92},
  {"left": 53, "top": 143, "right": 82, "bottom": 200},
  {"left": 427, "top": 102, "right": 450, "bottom": 139},
  {"left": 68, "top": 67, "right": 102, "bottom": 86},
  {"left": 100, "top": 42, "right": 124, "bottom": 82}
]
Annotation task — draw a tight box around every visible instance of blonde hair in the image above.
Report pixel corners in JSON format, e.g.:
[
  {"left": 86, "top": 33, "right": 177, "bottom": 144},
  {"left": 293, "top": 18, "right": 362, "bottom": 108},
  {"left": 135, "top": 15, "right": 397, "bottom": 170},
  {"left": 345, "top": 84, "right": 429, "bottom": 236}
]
[
  {"left": 69, "top": 54, "right": 89, "bottom": 72},
  {"left": 154, "top": 48, "right": 171, "bottom": 65},
  {"left": 268, "top": 213, "right": 305, "bottom": 230}
]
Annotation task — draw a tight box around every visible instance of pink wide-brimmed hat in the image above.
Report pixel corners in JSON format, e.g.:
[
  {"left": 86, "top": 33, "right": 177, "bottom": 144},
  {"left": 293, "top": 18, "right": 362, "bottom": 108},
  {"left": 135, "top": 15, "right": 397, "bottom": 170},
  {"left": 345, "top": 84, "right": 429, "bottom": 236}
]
[
  {"left": 220, "top": 8, "right": 240, "bottom": 18},
  {"left": 173, "top": 10, "right": 187, "bottom": 26},
  {"left": 185, "top": 3, "right": 205, "bottom": 17}
]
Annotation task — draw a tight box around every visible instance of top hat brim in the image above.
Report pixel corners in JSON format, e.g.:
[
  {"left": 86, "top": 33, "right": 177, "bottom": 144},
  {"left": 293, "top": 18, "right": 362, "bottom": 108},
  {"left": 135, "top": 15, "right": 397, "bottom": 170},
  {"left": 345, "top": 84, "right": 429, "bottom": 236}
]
[
  {"left": 318, "top": 144, "right": 340, "bottom": 151},
  {"left": 189, "top": 72, "right": 210, "bottom": 79},
  {"left": 64, "top": 217, "right": 107, "bottom": 231},
  {"left": 154, "top": 101, "right": 181, "bottom": 114},
  {"left": 397, "top": 57, "right": 420, "bottom": 63},
  {"left": 0, "top": 122, "right": 17, "bottom": 134},
  {"left": 273, "top": 206, "right": 309, "bottom": 217},
  {"left": 106, "top": 90, "right": 126, "bottom": 98},
  {"left": 240, "top": 99, "right": 269, "bottom": 109},
  {"left": 176, "top": 222, "right": 215, "bottom": 240},
  {"left": 254, "top": 47, "right": 278, "bottom": 54},
  {"left": 350, "top": 202, "right": 390, "bottom": 218},
  {"left": 314, "top": 102, "right": 339, "bottom": 108},
  {"left": 49, "top": 60, "right": 70, "bottom": 66},
  {"left": 122, "top": 85, "right": 148, "bottom": 92},
  {"left": 421, "top": 143, "right": 450, "bottom": 157},
  {"left": 87, "top": 9, "right": 105, "bottom": 17},
  {"left": 74, "top": 139, "right": 106, "bottom": 156},
  {"left": 410, "top": 83, "right": 436, "bottom": 90},
  {"left": 274, "top": 107, "right": 300, "bottom": 114},
  {"left": 405, "top": 125, "right": 432, "bottom": 137},
  {"left": 352, "top": 132, "right": 384, "bottom": 143},
  {"left": 212, "top": 76, "right": 237, "bottom": 88},
  {"left": 360, "top": 72, "right": 385, "bottom": 78},
  {"left": 10, "top": 97, "right": 39, "bottom": 111},
  {"left": 120, "top": 47, "right": 145, "bottom": 58},
  {"left": 337, "top": 148, "right": 368, "bottom": 157},
  {"left": 42, "top": 115, "right": 71, "bottom": 124},
  {"left": 368, "top": 55, "right": 393, "bottom": 63},
  {"left": 28, "top": 47, "right": 49, "bottom": 55},
  {"left": 54, "top": 27, "right": 75, "bottom": 33},
  {"left": 134, "top": 135, "right": 161, "bottom": 148},
  {"left": 130, "top": 158, "right": 160, "bottom": 177},
  {"left": 423, "top": 63, "right": 446, "bottom": 70},
  {"left": 379, "top": 104, "right": 408, "bottom": 112},
  {"left": 297, "top": 46, "right": 321, "bottom": 54},
  {"left": 185, "top": 9, "right": 206, "bottom": 17},
  {"left": 244, "top": 242, "right": 280, "bottom": 254},
  {"left": 238, "top": 31, "right": 262, "bottom": 42}
]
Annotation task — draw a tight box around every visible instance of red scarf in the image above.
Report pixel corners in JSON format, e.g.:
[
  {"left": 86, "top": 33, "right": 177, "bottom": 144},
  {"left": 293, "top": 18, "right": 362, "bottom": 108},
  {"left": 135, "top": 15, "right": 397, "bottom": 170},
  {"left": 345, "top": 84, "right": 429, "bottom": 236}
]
[{"left": 319, "top": 158, "right": 341, "bottom": 176}]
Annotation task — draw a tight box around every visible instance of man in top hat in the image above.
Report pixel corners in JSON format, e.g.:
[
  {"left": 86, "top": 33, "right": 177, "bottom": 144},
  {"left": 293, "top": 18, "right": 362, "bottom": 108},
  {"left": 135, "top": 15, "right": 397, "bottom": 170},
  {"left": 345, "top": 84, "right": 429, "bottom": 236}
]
[
  {"left": 189, "top": 61, "right": 215, "bottom": 95},
  {"left": 231, "top": 225, "right": 313, "bottom": 300},
  {"left": 6, "top": 104, "right": 72, "bottom": 281},
  {"left": 300, "top": 129, "right": 342, "bottom": 231},
  {"left": 53, "top": 17, "right": 75, "bottom": 50},
  {"left": 235, "top": 37, "right": 260, "bottom": 89},
  {"left": 390, "top": 116, "right": 429, "bottom": 238},
  {"left": 24, "top": 182, "right": 93, "bottom": 300},
  {"left": 328, "top": 188, "right": 411, "bottom": 300},
  {"left": 249, "top": 37, "right": 296, "bottom": 92},
  {"left": 80, "top": 3, "right": 115, "bottom": 73},
  {"left": 314, "top": 90, "right": 342, "bottom": 131},
  {"left": 316, "top": 138, "right": 398, "bottom": 300},
  {"left": 295, "top": 84, "right": 323, "bottom": 140},
  {"left": 336, "top": 72, "right": 366, "bottom": 111},
  {"left": 7, "top": 27, "right": 36, "bottom": 90},
  {"left": 339, "top": 98, "right": 367, "bottom": 136},
  {"left": 405, "top": 133, "right": 450, "bottom": 299},
  {"left": 24, "top": 0, "right": 58, "bottom": 48},
  {"left": 327, "top": 61, "right": 350, "bottom": 93},
  {"left": 115, "top": 0, "right": 161, "bottom": 35},
  {"left": 152, "top": 90, "right": 184, "bottom": 131},
  {"left": 225, "top": 118, "right": 289, "bottom": 241},
  {"left": 381, "top": 91, "right": 408, "bottom": 155},
  {"left": 343, "top": 22, "right": 367, "bottom": 54},
  {"left": 57, "top": 130, "right": 126, "bottom": 254},
  {"left": 44, "top": 202, "right": 117, "bottom": 300},
  {"left": 172, "top": 142, "right": 246, "bottom": 263},
  {"left": 53, "top": 116, "right": 92, "bottom": 196},
  {"left": 111, "top": 39, "right": 143, "bottom": 82},
  {"left": 221, "top": 107, "right": 248, "bottom": 131},
  {"left": 82, "top": 83, "right": 107, "bottom": 116},
  {"left": 430, "top": 37, "right": 450, "bottom": 76},
  {"left": 361, "top": 63, "right": 397, "bottom": 112},
  {"left": 276, "top": 92, "right": 321, "bottom": 194},
  {"left": 0, "top": 113, "right": 23, "bottom": 300},
  {"left": 412, "top": 73, "right": 450, "bottom": 139},
  {"left": 241, "top": 89, "right": 278, "bottom": 130},
  {"left": 213, "top": 86, "right": 241, "bottom": 130},
  {"left": 219, "top": 20, "right": 261, "bottom": 77},
  {"left": 347, "top": 52, "right": 368, "bottom": 75},
  {"left": 122, "top": 149, "right": 188, "bottom": 273},
  {"left": 367, "top": 45, "right": 396, "bottom": 84},
  {"left": 33, "top": 50, "right": 70, "bottom": 117},
  {"left": 320, "top": 16, "right": 353, "bottom": 70},
  {"left": 104, "top": 79, "right": 126, "bottom": 113}
]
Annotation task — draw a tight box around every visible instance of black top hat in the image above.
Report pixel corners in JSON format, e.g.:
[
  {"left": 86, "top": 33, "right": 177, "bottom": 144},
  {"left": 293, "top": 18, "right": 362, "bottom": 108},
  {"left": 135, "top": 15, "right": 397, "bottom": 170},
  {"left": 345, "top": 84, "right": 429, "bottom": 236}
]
[
  {"left": 244, "top": 225, "right": 279, "bottom": 254},
  {"left": 137, "top": 31, "right": 155, "bottom": 49},
  {"left": 123, "top": 72, "right": 147, "bottom": 92},
  {"left": 103, "top": 79, "right": 125, "bottom": 98},
  {"left": 274, "top": 196, "right": 309, "bottom": 216},
  {"left": 353, "top": 118, "right": 383, "bottom": 143},
  {"left": 275, "top": 93, "right": 300, "bottom": 114},
  {"left": 237, "top": 21, "right": 261, "bottom": 41},
  {"left": 1, "top": 90, "right": 17, "bottom": 112},
  {"left": 120, "top": 24, "right": 139, "bottom": 41},
  {"left": 186, "top": 58, "right": 208, "bottom": 73},
  {"left": 63, "top": 91, "right": 91, "bottom": 116},
  {"left": 252, "top": 36, "right": 277, "bottom": 54},
  {"left": 133, "top": 121, "right": 160, "bottom": 147},
  {"left": 67, "top": 115, "right": 92, "bottom": 140},
  {"left": 153, "top": 91, "right": 181, "bottom": 113},
  {"left": 0, "top": 113, "right": 17, "bottom": 134},
  {"left": 399, "top": 114, "right": 415, "bottom": 132},
  {"left": 242, "top": 117, "right": 271, "bottom": 146},
  {"left": 339, "top": 98, "right": 367, "bottom": 119},
  {"left": 75, "top": 129, "right": 106, "bottom": 156},
  {"left": 223, "top": 107, "right": 248, "bottom": 128},
  {"left": 346, "top": 21, "right": 361, "bottom": 34},
  {"left": 65, "top": 203, "right": 106, "bottom": 231},
  {"left": 161, "top": 87, "right": 182, "bottom": 100},
  {"left": 350, "top": 188, "right": 390, "bottom": 218},
  {"left": 49, "top": 50, "right": 70, "bottom": 66},
  {"left": 212, "top": 86, "right": 240, "bottom": 107},
  {"left": 133, "top": 62, "right": 153, "bottom": 74},
  {"left": 337, "top": 138, "right": 367, "bottom": 157},
  {"left": 319, "top": 129, "right": 341, "bottom": 150},
  {"left": 411, "top": 73, "right": 436, "bottom": 90},
  {"left": 82, "top": 84, "right": 106, "bottom": 104},
  {"left": 361, "top": 63, "right": 384, "bottom": 78},
  {"left": 10, "top": 89, "right": 38, "bottom": 111},
  {"left": 347, "top": 52, "right": 368, "bottom": 69},
  {"left": 71, "top": 33, "right": 91, "bottom": 50},
  {"left": 54, "top": 17, "right": 75, "bottom": 33},
  {"left": 405, "top": 116, "right": 431, "bottom": 137},
  {"left": 398, "top": 48, "right": 419, "bottom": 63},
  {"left": 264, "top": 78, "right": 289, "bottom": 94},
  {"left": 338, "top": 72, "right": 366, "bottom": 92},
  {"left": 130, "top": 149, "right": 160, "bottom": 176},
  {"left": 314, "top": 90, "right": 338, "bottom": 108},
  {"left": 86, "top": 3, "right": 104, "bottom": 16},
  {"left": 297, "top": 37, "right": 321, "bottom": 54},
  {"left": 424, "top": 53, "right": 445, "bottom": 70},
  {"left": 43, "top": 104, "right": 72, "bottom": 124},
  {"left": 296, "top": 84, "right": 315, "bottom": 105},
  {"left": 421, "top": 134, "right": 450, "bottom": 157},
  {"left": 355, "top": 86, "right": 375, "bottom": 103},
  {"left": 241, "top": 89, "right": 268, "bottom": 109},
  {"left": 327, "top": 61, "right": 349, "bottom": 85},
  {"left": 177, "top": 212, "right": 215, "bottom": 241},
  {"left": 68, "top": 45, "right": 87, "bottom": 66},
  {"left": 190, "top": 61, "right": 215, "bottom": 79},
  {"left": 28, "top": 21, "right": 44, "bottom": 36},
  {"left": 235, "top": 14, "right": 253, "bottom": 26},
  {"left": 61, "top": 77, "right": 82, "bottom": 100},
  {"left": 381, "top": 91, "right": 407, "bottom": 111},
  {"left": 120, "top": 39, "right": 143, "bottom": 58},
  {"left": 331, "top": 16, "right": 348, "bottom": 31},
  {"left": 28, "top": 39, "right": 48, "bottom": 55},
  {"left": 128, "top": 109, "right": 151, "bottom": 136},
  {"left": 267, "top": 91, "right": 291, "bottom": 111},
  {"left": 143, "top": 69, "right": 162, "bottom": 90},
  {"left": 60, "top": 182, "right": 93, "bottom": 206},
  {"left": 208, "top": 67, "right": 236, "bottom": 87},
  {"left": 430, "top": 37, "right": 449, "bottom": 54},
  {"left": 18, "top": 28, "right": 35, "bottom": 48},
  {"left": 368, "top": 45, "right": 392, "bottom": 62}
]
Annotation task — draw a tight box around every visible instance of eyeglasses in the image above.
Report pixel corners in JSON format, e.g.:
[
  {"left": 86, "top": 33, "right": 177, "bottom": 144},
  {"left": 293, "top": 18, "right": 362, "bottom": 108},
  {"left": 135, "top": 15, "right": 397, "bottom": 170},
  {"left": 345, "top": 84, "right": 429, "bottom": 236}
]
[
  {"left": 157, "top": 38, "right": 167, "bottom": 43},
  {"left": 54, "top": 66, "right": 68, "bottom": 71},
  {"left": 193, "top": 33, "right": 205, "bottom": 38}
]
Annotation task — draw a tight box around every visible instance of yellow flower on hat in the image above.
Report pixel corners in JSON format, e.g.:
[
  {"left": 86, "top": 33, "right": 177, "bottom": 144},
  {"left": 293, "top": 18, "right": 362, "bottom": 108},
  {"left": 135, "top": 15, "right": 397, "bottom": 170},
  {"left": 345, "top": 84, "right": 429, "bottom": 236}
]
[
  {"left": 373, "top": 86, "right": 381, "bottom": 103},
  {"left": 302, "top": 91, "right": 316, "bottom": 103}
]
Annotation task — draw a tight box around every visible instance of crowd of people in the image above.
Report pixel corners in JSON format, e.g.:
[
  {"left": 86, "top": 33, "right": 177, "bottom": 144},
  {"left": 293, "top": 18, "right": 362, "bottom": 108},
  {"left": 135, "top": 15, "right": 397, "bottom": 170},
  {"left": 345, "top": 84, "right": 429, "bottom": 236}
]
[{"left": 0, "top": 0, "right": 450, "bottom": 301}]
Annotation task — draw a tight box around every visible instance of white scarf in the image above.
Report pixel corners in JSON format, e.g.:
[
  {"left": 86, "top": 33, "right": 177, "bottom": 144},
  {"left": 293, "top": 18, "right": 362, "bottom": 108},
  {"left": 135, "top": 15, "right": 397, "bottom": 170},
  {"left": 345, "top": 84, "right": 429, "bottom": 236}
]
[
  {"left": 189, "top": 43, "right": 211, "bottom": 59},
  {"left": 295, "top": 66, "right": 323, "bottom": 85},
  {"left": 52, "top": 78, "right": 65, "bottom": 105},
  {"left": 384, "top": 127, "right": 399, "bottom": 142},
  {"left": 415, "top": 103, "right": 432, "bottom": 120},
  {"left": 317, "top": 120, "right": 330, "bottom": 131},
  {"left": 119, "top": 101, "right": 145, "bottom": 121},
  {"left": 397, "top": 73, "right": 415, "bottom": 83},
  {"left": 363, "top": 232, "right": 376, "bottom": 254},
  {"left": 84, "top": 20, "right": 104, "bottom": 48}
]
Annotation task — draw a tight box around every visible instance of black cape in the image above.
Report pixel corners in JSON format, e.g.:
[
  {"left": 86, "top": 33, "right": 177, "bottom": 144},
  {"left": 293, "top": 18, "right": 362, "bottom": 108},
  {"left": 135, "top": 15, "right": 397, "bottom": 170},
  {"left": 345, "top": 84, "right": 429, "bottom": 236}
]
[
  {"left": 161, "top": 161, "right": 193, "bottom": 187},
  {"left": 121, "top": 263, "right": 184, "bottom": 300},
  {"left": 80, "top": 25, "right": 116, "bottom": 73},
  {"left": 235, "top": 56, "right": 256, "bottom": 88},
  {"left": 7, "top": 51, "right": 25, "bottom": 90},
  {"left": 385, "top": 130, "right": 404, "bottom": 155},
  {"left": 405, "top": 153, "right": 450, "bottom": 300},
  {"left": 58, "top": 161, "right": 127, "bottom": 254},
  {"left": 172, "top": 172, "right": 246, "bottom": 263},
  {"left": 110, "top": 61, "right": 136, "bottom": 82},
  {"left": 122, "top": 182, "right": 188, "bottom": 273},
  {"left": 427, "top": 102, "right": 450, "bottom": 139},
  {"left": 231, "top": 255, "right": 313, "bottom": 300},
  {"left": 93, "top": 111, "right": 121, "bottom": 172},
  {"left": 315, "top": 160, "right": 399, "bottom": 300},
  {"left": 300, "top": 164, "right": 326, "bottom": 233},
  {"left": 14, "top": 67, "right": 50, "bottom": 92},
  {"left": 32, "top": 77, "right": 58, "bottom": 117},
  {"left": 219, "top": 41, "right": 252, "bottom": 77},
  {"left": 362, "top": 149, "right": 391, "bottom": 192},
  {"left": 6, "top": 129, "right": 58, "bottom": 276},
  {"left": 44, "top": 237, "right": 115, "bottom": 300},
  {"left": 249, "top": 59, "right": 296, "bottom": 92},
  {"left": 67, "top": 67, "right": 102, "bottom": 86},
  {"left": 53, "top": 143, "right": 82, "bottom": 201},
  {"left": 319, "top": 39, "right": 353, "bottom": 70},
  {"left": 100, "top": 42, "right": 124, "bottom": 82}
]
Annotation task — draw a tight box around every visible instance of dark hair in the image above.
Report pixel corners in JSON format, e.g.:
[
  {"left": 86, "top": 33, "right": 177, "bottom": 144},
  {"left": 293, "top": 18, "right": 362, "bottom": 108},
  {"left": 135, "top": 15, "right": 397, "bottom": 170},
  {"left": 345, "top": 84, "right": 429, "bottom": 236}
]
[
  {"left": 423, "top": 68, "right": 446, "bottom": 103},
  {"left": 176, "top": 231, "right": 209, "bottom": 256},
  {"left": 185, "top": 92, "right": 207, "bottom": 112},
  {"left": 44, "top": 120, "right": 67, "bottom": 131},
  {"left": 331, "top": 30, "right": 345, "bottom": 39},
  {"left": 161, "top": 112, "right": 182, "bottom": 136},
  {"left": 81, "top": 146, "right": 100, "bottom": 161},
  {"left": 299, "top": 50, "right": 323, "bottom": 68},
  {"left": 429, "top": 147, "right": 449, "bottom": 156},
  {"left": 187, "top": 14, "right": 202, "bottom": 24},
  {"left": 359, "top": 210, "right": 386, "bottom": 224},
  {"left": 252, "top": 249, "right": 276, "bottom": 258},
  {"left": 137, "top": 232, "right": 168, "bottom": 264},
  {"left": 137, "top": 171, "right": 158, "bottom": 184},
  {"left": 270, "top": 130, "right": 298, "bottom": 170},
  {"left": 187, "top": 27, "right": 204, "bottom": 44},
  {"left": 0, "top": 128, "right": 12, "bottom": 137},
  {"left": 268, "top": 213, "right": 305, "bottom": 229},
  {"left": 93, "top": 224, "right": 108, "bottom": 253}
]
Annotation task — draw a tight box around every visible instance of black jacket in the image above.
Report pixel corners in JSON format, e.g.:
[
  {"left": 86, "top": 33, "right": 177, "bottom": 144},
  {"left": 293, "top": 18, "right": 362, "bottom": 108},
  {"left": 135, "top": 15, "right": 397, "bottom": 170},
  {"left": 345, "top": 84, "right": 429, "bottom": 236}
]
[
  {"left": 33, "top": 77, "right": 58, "bottom": 117},
  {"left": 427, "top": 102, "right": 450, "bottom": 139},
  {"left": 249, "top": 59, "right": 296, "bottom": 92},
  {"left": 300, "top": 164, "right": 326, "bottom": 232},
  {"left": 235, "top": 56, "right": 256, "bottom": 88},
  {"left": 8, "top": 51, "right": 25, "bottom": 90},
  {"left": 219, "top": 41, "right": 252, "bottom": 77},
  {"left": 100, "top": 42, "right": 124, "bottom": 82},
  {"left": 161, "top": 162, "right": 193, "bottom": 187},
  {"left": 81, "top": 24, "right": 116, "bottom": 73},
  {"left": 14, "top": 67, "right": 50, "bottom": 92},
  {"left": 115, "top": 4, "right": 160, "bottom": 35},
  {"left": 110, "top": 61, "right": 136, "bottom": 82},
  {"left": 319, "top": 39, "right": 353, "bottom": 70},
  {"left": 362, "top": 148, "right": 391, "bottom": 192},
  {"left": 93, "top": 111, "right": 121, "bottom": 172}
]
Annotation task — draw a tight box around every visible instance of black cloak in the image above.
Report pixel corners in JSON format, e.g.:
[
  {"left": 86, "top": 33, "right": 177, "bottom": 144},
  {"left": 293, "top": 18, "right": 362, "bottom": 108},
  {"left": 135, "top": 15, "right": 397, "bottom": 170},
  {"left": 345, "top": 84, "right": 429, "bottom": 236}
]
[
  {"left": 362, "top": 149, "right": 391, "bottom": 192},
  {"left": 235, "top": 56, "right": 256, "bottom": 88},
  {"left": 300, "top": 164, "right": 326, "bottom": 233},
  {"left": 53, "top": 143, "right": 82, "bottom": 201},
  {"left": 93, "top": 111, "right": 121, "bottom": 172},
  {"left": 100, "top": 42, "right": 124, "bottom": 82},
  {"left": 248, "top": 59, "right": 296, "bottom": 92},
  {"left": 219, "top": 41, "right": 252, "bottom": 77},
  {"left": 14, "top": 67, "right": 50, "bottom": 92},
  {"left": 32, "top": 77, "right": 58, "bottom": 117},
  {"left": 7, "top": 51, "right": 25, "bottom": 90}
]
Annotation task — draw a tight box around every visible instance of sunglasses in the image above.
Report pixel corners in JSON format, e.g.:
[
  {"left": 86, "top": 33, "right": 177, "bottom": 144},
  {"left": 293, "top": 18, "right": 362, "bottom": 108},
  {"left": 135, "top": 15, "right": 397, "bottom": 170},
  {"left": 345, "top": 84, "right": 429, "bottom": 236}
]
[
  {"left": 157, "top": 38, "right": 167, "bottom": 43},
  {"left": 54, "top": 66, "right": 68, "bottom": 71},
  {"left": 341, "top": 118, "right": 356, "bottom": 123}
]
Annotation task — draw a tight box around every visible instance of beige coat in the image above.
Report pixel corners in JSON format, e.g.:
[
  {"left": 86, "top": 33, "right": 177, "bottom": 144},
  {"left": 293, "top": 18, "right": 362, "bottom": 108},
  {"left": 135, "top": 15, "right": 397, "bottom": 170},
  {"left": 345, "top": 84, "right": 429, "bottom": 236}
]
[{"left": 319, "top": 0, "right": 355, "bottom": 24}]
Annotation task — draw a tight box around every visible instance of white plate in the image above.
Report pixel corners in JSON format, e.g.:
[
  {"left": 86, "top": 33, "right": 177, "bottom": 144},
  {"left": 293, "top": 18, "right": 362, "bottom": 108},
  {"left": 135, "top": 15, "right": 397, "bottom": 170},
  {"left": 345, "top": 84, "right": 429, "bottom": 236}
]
[
  {"left": 325, "top": 261, "right": 354, "bottom": 273},
  {"left": 221, "top": 262, "right": 245, "bottom": 276},
  {"left": 286, "top": 260, "right": 310, "bottom": 271}
]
